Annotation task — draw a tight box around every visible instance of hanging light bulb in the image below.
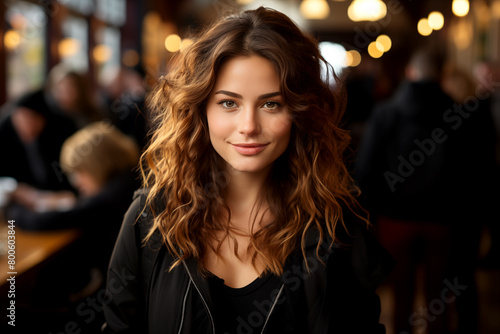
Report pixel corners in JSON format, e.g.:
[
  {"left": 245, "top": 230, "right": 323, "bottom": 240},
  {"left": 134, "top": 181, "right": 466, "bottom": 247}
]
[
  {"left": 376, "top": 34, "right": 392, "bottom": 52},
  {"left": 367, "top": 41, "right": 383, "bottom": 58},
  {"left": 348, "top": 0, "right": 387, "bottom": 22},
  {"left": 417, "top": 18, "right": 433, "bottom": 36},
  {"left": 346, "top": 50, "right": 362, "bottom": 67},
  {"left": 452, "top": 0, "right": 470, "bottom": 17},
  {"left": 428, "top": 11, "right": 444, "bottom": 30},
  {"left": 300, "top": 0, "right": 330, "bottom": 20},
  {"left": 165, "top": 34, "right": 181, "bottom": 52}
]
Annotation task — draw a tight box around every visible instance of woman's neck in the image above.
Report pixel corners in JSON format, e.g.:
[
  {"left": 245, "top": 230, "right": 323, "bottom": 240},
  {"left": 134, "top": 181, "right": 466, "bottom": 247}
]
[{"left": 224, "top": 166, "right": 271, "bottom": 233}]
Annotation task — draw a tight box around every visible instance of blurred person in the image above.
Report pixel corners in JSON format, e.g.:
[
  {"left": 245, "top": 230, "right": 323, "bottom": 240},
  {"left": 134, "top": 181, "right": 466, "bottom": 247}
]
[
  {"left": 46, "top": 63, "right": 104, "bottom": 129},
  {"left": 100, "top": 64, "right": 151, "bottom": 149},
  {"left": 6, "top": 121, "right": 141, "bottom": 332},
  {"left": 354, "top": 48, "right": 458, "bottom": 334},
  {"left": 0, "top": 89, "right": 76, "bottom": 191},
  {"left": 8, "top": 121, "right": 140, "bottom": 250},
  {"left": 341, "top": 56, "right": 393, "bottom": 173},
  {"left": 472, "top": 60, "right": 500, "bottom": 271},
  {"left": 102, "top": 7, "right": 394, "bottom": 334},
  {"left": 439, "top": 61, "right": 499, "bottom": 333},
  {"left": 441, "top": 63, "right": 477, "bottom": 104}
]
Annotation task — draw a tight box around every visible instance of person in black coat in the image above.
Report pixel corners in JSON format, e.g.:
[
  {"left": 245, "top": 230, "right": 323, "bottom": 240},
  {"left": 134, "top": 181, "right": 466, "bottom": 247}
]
[
  {"left": 0, "top": 89, "right": 76, "bottom": 190},
  {"left": 354, "top": 49, "right": 469, "bottom": 334}
]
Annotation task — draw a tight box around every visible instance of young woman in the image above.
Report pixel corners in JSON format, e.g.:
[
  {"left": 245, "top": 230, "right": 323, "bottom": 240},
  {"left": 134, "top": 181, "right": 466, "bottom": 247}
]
[{"left": 103, "top": 7, "right": 393, "bottom": 334}]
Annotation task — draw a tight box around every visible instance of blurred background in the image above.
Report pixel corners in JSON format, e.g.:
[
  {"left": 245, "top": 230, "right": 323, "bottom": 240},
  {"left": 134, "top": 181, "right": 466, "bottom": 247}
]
[{"left": 0, "top": 0, "right": 499, "bottom": 333}]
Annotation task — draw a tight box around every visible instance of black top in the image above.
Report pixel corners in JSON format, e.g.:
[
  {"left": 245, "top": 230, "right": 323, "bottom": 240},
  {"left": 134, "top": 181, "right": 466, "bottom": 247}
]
[{"left": 208, "top": 272, "right": 283, "bottom": 334}]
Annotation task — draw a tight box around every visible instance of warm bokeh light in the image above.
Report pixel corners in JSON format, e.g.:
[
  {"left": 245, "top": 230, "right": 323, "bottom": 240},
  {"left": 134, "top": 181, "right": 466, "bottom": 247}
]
[
  {"left": 375, "top": 34, "right": 391, "bottom": 52},
  {"left": 368, "top": 41, "right": 383, "bottom": 58},
  {"left": 180, "top": 38, "right": 194, "bottom": 51},
  {"left": 122, "top": 49, "right": 140, "bottom": 67},
  {"left": 493, "top": 1, "right": 500, "bottom": 19},
  {"left": 453, "top": 19, "right": 472, "bottom": 49},
  {"left": 165, "top": 34, "right": 181, "bottom": 52},
  {"left": 452, "top": 0, "right": 470, "bottom": 17},
  {"left": 58, "top": 38, "right": 80, "bottom": 58},
  {"left": 428, "top": 11, "right": 444, "bottom": 30},
  {"left": 346, "top": 50, "right": 362, "bottom": 67},
  {"left": 417, "top": 18, "right": 433, "bottom": 36},
  {"left": 4, "top": 29, "right": 21, "bottom": 50},
  {"left": 93, "top": 44, "right": 112, "bottom": 63},
  {"left": 236, "top": 0, "right": 254, "bottom": 4},
  {"left": 348, "top": 0, "right": 387, "bottom": 22},
  {"left": 300, "top": 0, "right": 330, "bottom": 20}
]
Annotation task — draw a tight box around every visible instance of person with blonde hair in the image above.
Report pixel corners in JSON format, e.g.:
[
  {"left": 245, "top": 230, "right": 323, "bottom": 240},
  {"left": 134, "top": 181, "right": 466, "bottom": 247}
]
[
  {"left": 5, "top": 121, "right": 141, "bottom": 329},
  {"left": 60, "top": 121, "right": 140, "bottom": 198},
  {"left": 8, "top": 121, "right": 140, "bottom": 236},
  {"left": 103, "top": 7, "right": 393, "bottom": 334}
]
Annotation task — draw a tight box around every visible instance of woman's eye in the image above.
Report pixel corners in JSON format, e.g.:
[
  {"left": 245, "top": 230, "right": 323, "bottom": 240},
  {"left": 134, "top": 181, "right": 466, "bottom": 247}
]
[
  {"left": 219, "top": 100, "right": 237, "bottom": 109},
  {"left": 263, "top": 101, "right": 280, "bottom": 110}
]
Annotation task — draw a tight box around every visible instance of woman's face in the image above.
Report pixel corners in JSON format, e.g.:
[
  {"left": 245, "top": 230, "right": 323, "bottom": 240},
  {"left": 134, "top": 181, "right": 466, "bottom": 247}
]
[{"left": 206, "top": 56, "right": 292, "bottom": 175}]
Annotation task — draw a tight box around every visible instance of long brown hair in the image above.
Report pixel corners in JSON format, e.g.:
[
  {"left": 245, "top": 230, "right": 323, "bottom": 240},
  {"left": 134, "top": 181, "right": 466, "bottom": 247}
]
[{"left": 142, "top": 7, "right": 367, "bottom": 275}]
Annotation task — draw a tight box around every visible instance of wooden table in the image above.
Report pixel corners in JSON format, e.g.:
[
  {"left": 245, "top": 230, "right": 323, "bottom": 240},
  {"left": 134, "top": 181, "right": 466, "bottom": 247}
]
[{"left": 0, "top": 226, "right": 82, "bottom": 288}]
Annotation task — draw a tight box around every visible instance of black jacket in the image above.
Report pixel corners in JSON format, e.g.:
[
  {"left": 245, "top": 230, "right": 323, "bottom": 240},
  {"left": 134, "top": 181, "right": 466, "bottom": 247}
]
[
  {"left": 354, "top": 80, "right": 459, "bottom": 223},
  {"left": 0, "top": 109, "right": 76, "bottom": 191},
  {"left": 103, "top": 190, "right": 394, "bottom": 333}
]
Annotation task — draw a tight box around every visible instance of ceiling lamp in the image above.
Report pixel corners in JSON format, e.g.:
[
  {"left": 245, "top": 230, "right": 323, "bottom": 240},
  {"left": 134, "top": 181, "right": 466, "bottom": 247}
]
[
  {"left": 346, "top": 50, "right": 362, "bottom": 67},
  {"left": 367, "top": 41, "right": 383, "bottom": 58},
  {"left": 93, "top": 44, "right": 112, "bottom": 63},
  {"left": 375, "top": 34, "right": 392, "bottom": 52},
  {"left": 58, "top": 38, "right": 80, "bottom": 58},
  {"left": 452, "top": 0, "right": 470, "bottom": 17},
  {"left": 348, "top": 0, "right": 387, "bottom": 22},
  {"left": 428, "top": 11, "right": 444, "bottom": 30},
  {"left": 417, "top": 18, "right": 433, "bottom": 36},
  {"left": 4, "top": 29, "right": 22, "bottom": 50},
  {"left": 300, "top": 0, "right": 330, "bottom": 20},
  {"left": 165, "top": 34, "right": 181, "bottom": 53}
]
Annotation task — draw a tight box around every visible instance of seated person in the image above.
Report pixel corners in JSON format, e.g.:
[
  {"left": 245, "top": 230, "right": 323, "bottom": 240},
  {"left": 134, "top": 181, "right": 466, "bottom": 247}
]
[
  {"left": 7, "top": 121, "right": 141, "bottom": 272},
  {"left": 0, "top": 89, "right": 76, "bottom": 190}
]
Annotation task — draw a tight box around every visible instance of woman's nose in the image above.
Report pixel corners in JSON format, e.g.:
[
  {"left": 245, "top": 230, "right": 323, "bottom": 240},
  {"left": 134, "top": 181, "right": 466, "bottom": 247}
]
[{"left": 237, "top": 107, "right": 260, "bottom": 136}]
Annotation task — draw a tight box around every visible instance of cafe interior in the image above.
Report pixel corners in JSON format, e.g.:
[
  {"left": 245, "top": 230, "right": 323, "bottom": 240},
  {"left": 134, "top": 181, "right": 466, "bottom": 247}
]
[{"left": 0, "top": 0, "right": 499, "bottom": 333}]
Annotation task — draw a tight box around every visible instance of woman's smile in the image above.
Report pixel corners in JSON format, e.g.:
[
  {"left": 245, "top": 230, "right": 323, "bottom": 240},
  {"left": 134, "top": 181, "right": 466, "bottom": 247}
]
[{"left": 230, "top": 142, "right": 270, "bottom": 155}]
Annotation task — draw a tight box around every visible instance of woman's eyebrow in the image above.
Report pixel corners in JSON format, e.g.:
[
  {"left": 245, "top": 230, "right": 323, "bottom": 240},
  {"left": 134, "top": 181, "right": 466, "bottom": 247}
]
[{"left": 214, "top": 90, "right": 281, "bottom": 100}]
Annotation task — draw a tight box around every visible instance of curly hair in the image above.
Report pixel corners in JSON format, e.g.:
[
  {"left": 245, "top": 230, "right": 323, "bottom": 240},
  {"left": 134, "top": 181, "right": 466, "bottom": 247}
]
[{"left": 141, "top": 6, "right": 368, "bottom": 275}]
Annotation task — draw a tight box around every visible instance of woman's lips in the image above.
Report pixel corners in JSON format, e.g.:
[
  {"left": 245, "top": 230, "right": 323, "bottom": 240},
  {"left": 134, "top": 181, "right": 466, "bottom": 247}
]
[{"left": 231, "top": 143, "right": 269, "bottom": 155}]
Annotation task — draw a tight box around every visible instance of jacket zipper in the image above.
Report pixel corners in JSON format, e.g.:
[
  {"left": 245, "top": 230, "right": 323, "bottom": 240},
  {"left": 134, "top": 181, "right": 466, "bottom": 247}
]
[
  {"left": 181, "top": 261, "right": 216, "bottom": 333},
  {"left": 177, "top": 281, "right": 192, "bottom": 334},
  {"left": 260, "top": 283, "right": 285, "bottom": 333}
]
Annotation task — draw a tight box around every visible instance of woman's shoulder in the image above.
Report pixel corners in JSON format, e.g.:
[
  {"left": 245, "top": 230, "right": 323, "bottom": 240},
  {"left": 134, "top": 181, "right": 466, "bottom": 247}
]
[{"left": 123, "top": 187, "right": 154, "bottom": 230}]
